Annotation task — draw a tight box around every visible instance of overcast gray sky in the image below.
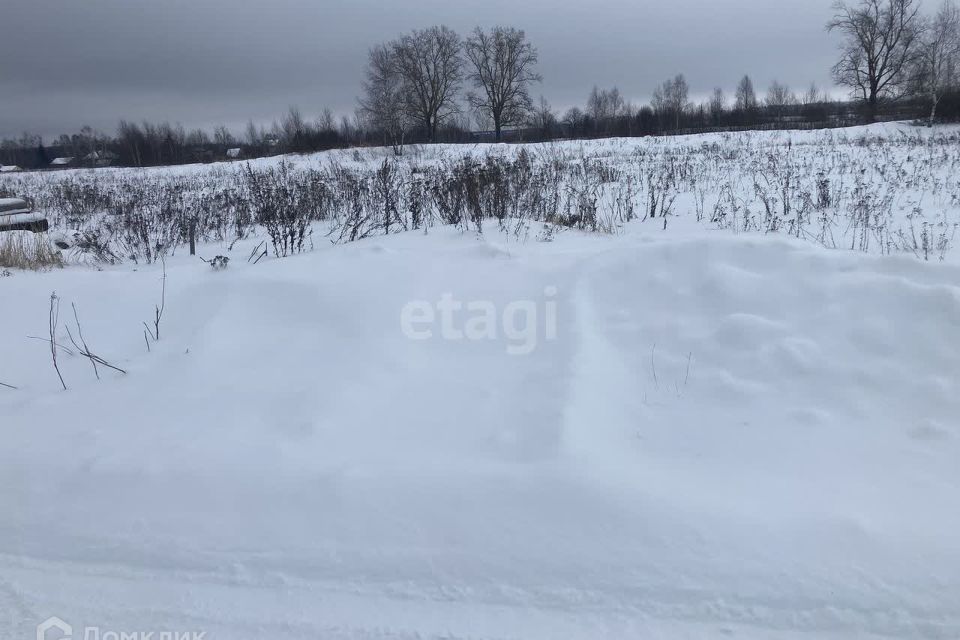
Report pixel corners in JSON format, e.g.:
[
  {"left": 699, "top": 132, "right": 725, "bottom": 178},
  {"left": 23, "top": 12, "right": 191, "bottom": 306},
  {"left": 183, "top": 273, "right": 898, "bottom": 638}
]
[{"left": 0, "top": 0, "right": 841, "bottom": 139}]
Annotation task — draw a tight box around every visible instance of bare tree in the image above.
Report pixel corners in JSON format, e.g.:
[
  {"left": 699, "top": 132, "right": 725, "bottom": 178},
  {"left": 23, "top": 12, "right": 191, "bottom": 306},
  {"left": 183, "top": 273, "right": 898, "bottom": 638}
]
[
  {"left": 802, "top": 82, "right": 827, "bottom": 105},
  {"left": 213, "top": 125, "right": 234, "bottom": 149},
  {"left": 587, "top": 86, "right": 625, "bottom": 133},
  {"left": 827, "top": 0, "right": 924, "bottom": 120},
  {"left": 392, "top": 26, "right": 463, "bottom": 142},
  {"left": 318, "top": 108, "right": 336, "bottom": 133},
  {"left": 280, "top": 106, "right": 310, "bottom": 151},
  {"left": 709, "top": 87, "right": 726, "bottom": 125},
  {"left": 463, "top": 26, "right": 542, "bottom": 141},
  {"left": 529, "top": 95, "right": 557, "bottom": 137},
  {"left": 563, "top": 106, "right": 588, "bottom": 136},
  {"left": 766, "top": 81, "right": 796, "bottom": 121},
  {"left": 735, "top": 75, "right": 759, "bottom": 115},
  {"left": 117, "top": 120, "right": 144, "bottom": 167},
  {"left": 651, "top": 74, "right": 691, "bottom": 129},
  {"left": 185, "top": 129, "right": 208, "bottom": 148},
  {"left": 359, "top": 44, "right": 412, "bottom": 155},
  {"left": 913, "top": 0, "right": 960, "bottom": 125},
  {"left": 338, "top": 114, "right": 356, "bottom": 140},
  {"left": 244, "top": 120, "right": 262, "bottom": 148}
]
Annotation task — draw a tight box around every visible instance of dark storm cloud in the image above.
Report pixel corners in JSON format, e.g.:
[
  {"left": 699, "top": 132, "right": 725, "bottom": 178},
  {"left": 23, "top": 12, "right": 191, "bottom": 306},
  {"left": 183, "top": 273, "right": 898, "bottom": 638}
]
[{"left": 0, "top": 0, "right": 839, "bottom": 138}]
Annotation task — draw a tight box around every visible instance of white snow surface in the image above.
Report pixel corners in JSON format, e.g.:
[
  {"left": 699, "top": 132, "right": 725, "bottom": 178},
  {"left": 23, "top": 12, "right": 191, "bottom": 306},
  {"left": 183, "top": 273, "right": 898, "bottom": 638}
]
[{"left": 3, "top": 128, "right": 960, "bottom": 639}]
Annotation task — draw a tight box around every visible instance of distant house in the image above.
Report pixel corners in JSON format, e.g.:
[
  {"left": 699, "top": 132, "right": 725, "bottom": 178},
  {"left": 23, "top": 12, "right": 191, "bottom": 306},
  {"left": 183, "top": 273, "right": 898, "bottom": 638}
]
[
  {"left": 50, "top": 157, "right": 76, "bottom": 168},
  {"left": 83, "top": 150, "right": 118, "bottom": 167},
  {"left": 226, "top": 147, "right": 243, "bottom": 159},
  {"left": 0, "top": 165, "right": 20, "bottom": 173}
]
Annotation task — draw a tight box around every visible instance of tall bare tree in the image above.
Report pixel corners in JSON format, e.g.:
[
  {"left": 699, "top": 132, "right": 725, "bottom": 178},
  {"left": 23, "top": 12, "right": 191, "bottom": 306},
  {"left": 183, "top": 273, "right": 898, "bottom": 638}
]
[
  {"left": 913, "top": 0, "right": 960, "bottom": 125},
  {"left": 212, "top": 125, "right": 235, "bottom": 148},
  {"left": 766, "top": 81, "right": 796, "bottom": 121},
  {"left": 392, "top": 26, "right": 463, "bottom": 142},
  {"left": 359, "top": 44, "right": 412, "bottom": 155},
  {"left": 244, "top": 120, "right": 265, "bottom": 150},
  {"left": 802, "top": 82, "right": 826, "bottom": 105},
  {"left": 280, "top": 106, "right": 309, "bottom": 151},
  {"left": 827, "top": 0, "right": 924, "bottom": 120},
  {"left": 587, "top": 86, "right": 625, "bottom": 133},
  {"left": 463, "top": 26, "right": 542, "bottom": 141},
  {"left": 529, "top": 95, "right": 557, "bottom": 138},
  {"left": 117, "top": 120, "right": 144, "bottom": 167},
  {"left": 735, "top": 75, "right": 759, "bottom": 114},
  {"left": 318, "top": 108, "right": 336, "bottom": 133},
  {"left": 563, "top": 106, "right": 588, "bottom": 136},
  {"left": 709, "top": 87, "right": 726, "bottom": 125},
  {"left": 651, "top": 74, "right": 691, "bottom": 129}
]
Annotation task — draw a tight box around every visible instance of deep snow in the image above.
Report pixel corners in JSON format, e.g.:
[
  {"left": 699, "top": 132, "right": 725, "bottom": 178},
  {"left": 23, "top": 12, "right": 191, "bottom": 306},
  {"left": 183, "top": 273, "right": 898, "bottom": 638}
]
[{"left": 2, "top": 131, "right": 960, "bottom": 640}]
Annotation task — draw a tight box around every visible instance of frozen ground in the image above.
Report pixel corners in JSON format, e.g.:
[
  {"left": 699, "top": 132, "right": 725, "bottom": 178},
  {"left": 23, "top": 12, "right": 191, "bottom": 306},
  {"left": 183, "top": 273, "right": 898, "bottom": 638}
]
[{"left": 2, "top": 129, "right": 960, "bottom": 639}]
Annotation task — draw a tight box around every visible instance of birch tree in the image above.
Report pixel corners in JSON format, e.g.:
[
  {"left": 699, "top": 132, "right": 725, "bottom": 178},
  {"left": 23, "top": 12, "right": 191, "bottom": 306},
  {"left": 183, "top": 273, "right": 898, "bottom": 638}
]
[
  {"left": 359, "top": 44, "right": 412, "bottom": 155},
  {"left": 914, "top": 0, "right": 960, "bottom": 125}
]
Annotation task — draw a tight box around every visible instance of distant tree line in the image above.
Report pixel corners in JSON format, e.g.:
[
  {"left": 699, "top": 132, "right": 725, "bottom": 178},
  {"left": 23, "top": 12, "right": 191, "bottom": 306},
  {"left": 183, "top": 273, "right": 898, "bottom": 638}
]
[{"left": 2, "top": 1, "right": 959, "bottom": 169}]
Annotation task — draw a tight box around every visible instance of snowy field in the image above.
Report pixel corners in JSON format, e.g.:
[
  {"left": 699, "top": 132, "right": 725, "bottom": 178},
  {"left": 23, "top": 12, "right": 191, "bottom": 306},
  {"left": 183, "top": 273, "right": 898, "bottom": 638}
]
[{"left": 2, "top": 124, "right": 960, "bottom": 639}]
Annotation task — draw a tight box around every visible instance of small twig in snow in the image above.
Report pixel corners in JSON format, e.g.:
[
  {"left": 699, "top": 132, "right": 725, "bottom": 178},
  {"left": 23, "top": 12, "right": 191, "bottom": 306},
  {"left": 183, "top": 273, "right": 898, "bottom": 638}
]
[
  {"left": 650, "top": 343, "right": 659, "bottom": 391},
  {"left": 154, "top": 257, "right": 167, "bottom": 341},
  {"left": 49, "top": 292, "right": 67, "bottom": 391},
  {"left": 27, "top": 335, "right": 76, "bottom": 357},
  {"left": 248, "top": 240, "right": 267, "bottom": 263},
  {"left": 68, "top": 303, "right": 99, "bottom": 380},
  {"left": 65, "top": 303, "right": 127, "bottom": 378}
]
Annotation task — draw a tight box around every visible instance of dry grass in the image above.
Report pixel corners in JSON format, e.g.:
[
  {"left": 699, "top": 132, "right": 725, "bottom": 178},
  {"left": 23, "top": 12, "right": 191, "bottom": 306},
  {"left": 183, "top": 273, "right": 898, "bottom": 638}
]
[{"left": 0, "top": 231, "right": 64, "bottom": 271}]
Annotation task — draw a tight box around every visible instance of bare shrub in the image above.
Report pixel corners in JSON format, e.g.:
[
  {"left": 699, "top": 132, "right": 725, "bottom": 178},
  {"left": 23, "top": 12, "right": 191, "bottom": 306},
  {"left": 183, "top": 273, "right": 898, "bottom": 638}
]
[
  {"left": 0, "top": 232, "right": 64, "bottom": 270},
  {"left": 243, "top": 162, "right": 312, "bottom": 257}
]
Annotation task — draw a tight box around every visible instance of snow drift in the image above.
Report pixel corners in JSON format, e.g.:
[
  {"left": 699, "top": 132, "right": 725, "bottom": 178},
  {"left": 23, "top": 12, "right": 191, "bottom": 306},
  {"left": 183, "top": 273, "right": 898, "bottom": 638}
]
[{"left": 1, "top": 126, "right": 959, "bottom": 640}]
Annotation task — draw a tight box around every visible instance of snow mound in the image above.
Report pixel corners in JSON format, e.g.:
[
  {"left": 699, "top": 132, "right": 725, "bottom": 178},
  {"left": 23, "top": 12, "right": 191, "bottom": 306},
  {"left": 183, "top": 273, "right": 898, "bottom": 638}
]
[{"left": 1, "top": 224, "right": 959, "bottom": 638}]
